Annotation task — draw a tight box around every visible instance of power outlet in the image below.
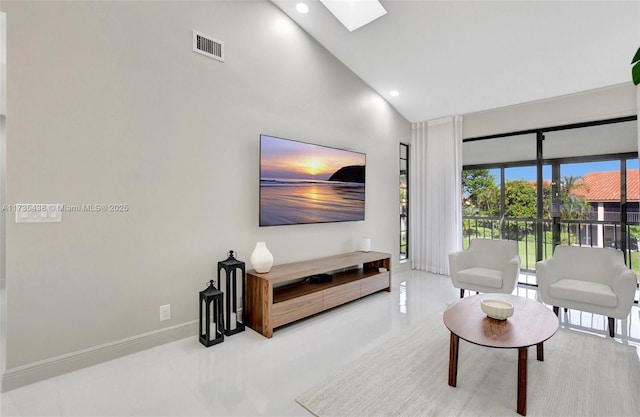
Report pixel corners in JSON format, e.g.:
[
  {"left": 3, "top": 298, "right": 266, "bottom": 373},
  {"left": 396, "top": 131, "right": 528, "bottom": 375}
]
[{"left": 159, "top": 304, "right": 171, "bottom": 321}]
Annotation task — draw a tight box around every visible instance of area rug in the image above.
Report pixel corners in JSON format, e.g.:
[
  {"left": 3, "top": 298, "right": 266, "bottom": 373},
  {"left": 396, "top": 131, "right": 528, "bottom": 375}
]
[{"left": 296, "top": 312, "right": 640, "bottom": 417}]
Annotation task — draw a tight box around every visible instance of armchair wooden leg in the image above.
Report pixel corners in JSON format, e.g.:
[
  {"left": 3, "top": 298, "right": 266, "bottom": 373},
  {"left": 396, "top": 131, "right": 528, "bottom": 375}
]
[
  {"left": 608, "top": 317, "right": 615, "bottom": 337},
  {"left": 552, "top": 306, "right": 559, "bottom": 316},
  {"left": 460, "top": 288, "right": 464, "bottom": 298}
]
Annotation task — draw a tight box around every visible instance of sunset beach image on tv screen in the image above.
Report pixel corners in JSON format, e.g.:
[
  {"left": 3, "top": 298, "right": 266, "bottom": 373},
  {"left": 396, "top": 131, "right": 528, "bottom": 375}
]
[{"left": 260, "top": 135, "right": 366, "bottom": 226}]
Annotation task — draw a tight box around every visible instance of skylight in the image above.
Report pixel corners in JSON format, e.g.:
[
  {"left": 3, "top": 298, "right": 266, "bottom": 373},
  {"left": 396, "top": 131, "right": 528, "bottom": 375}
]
[{"left": 319, "top": 0, "right": 387, "bottom": 32}]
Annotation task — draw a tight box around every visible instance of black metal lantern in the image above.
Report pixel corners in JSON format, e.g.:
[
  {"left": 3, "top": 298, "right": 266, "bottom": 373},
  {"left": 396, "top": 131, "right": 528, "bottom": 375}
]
[
  {"left": 217, "top": 250, "right": 246, "bottom": 336},
  {"left": 199, "top": 280, "right": 224, "bottom": 347}
]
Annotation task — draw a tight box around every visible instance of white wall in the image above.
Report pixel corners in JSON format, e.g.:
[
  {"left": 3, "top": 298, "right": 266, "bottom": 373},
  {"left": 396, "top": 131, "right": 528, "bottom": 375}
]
[{"left": 0, "top": 0, "right": 409, "bottom": 388}]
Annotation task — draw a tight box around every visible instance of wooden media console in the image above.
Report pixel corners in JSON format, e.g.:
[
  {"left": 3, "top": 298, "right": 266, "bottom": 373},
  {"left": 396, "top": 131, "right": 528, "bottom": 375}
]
[{"left": 245, "top": 251, "right": 391, "bottom": 338}]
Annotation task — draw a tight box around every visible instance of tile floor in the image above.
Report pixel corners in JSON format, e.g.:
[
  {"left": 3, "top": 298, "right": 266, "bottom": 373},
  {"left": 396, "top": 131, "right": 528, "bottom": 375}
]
[{"left": 1, "top": 269, "right": 639, "bottom": 416}]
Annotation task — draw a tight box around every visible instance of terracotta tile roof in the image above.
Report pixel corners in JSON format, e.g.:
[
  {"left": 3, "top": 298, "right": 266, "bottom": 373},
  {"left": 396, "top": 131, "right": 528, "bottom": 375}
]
[{"left": 571, "top": 170, "right": 639, "bottom": 202}]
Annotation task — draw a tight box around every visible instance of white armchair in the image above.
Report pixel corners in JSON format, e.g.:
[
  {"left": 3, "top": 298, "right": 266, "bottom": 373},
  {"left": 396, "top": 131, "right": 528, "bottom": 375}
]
[
  {"left": 448, "top": 239, "right": 521, "bottom": 298},
  {"left": 536, "top": 245, "right": 637, "bottom": 337}
]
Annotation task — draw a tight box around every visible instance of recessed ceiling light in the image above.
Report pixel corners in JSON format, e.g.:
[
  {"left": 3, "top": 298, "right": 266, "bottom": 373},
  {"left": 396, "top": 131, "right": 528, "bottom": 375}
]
[
  {"left": 296, "top": 3, "right": 309, "bottom": 14},
  {"left": 390, "top": 90, "right": 399, "bottom": 97}
]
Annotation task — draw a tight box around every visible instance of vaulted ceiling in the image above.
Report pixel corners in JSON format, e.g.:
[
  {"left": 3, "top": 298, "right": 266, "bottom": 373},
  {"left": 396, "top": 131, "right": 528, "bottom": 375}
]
[{"left": 272, "top": 1, "right": 640, "bottom": 123}]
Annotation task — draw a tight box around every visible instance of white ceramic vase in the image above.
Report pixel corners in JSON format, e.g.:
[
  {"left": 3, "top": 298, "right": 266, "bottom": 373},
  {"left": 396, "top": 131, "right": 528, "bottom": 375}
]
[{"left": 251, "top": 241, "right": 273, "bottom": 273}]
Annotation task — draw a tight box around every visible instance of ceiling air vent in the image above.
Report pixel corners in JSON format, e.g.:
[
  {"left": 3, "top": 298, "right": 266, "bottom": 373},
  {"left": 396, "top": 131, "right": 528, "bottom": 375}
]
[{"left": 193, "top": 30, "right": 224, "bottom": 62}]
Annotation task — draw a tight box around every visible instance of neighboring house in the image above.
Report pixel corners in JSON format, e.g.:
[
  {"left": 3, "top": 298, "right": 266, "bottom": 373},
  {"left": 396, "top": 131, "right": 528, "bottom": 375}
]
[{"left": 572, "top": 170, "right": 639, "bottom": 248}]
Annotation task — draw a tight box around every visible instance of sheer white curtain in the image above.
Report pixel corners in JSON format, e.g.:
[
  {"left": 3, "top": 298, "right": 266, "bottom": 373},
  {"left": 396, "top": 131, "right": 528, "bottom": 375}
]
[{"left": 409, "top": 116, "right": 463, "bottom": 275}]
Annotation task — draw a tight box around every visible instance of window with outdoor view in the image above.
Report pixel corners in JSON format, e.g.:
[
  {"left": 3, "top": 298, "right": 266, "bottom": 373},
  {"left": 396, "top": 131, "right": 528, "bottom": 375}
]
[
  {"left": 462, "top": 117, "right": 639, "bottom": 293},
  {"left": 400, "top": 143, "right": 408, "bottom": 261}
]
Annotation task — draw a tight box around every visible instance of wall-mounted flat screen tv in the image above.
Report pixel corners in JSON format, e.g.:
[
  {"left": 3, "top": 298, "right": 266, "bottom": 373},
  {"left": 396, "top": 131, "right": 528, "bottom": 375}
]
[{"left": 260, "top": 134, "right": 366, "bottom": 227}]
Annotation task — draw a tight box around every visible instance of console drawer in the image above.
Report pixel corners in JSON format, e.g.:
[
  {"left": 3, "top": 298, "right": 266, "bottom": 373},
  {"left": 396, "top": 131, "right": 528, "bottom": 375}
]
[
  {"left": 323, "top": 280, "right": 361, "bottom": 309},
  {"left": 271, "top": 291, "right": 323, "bottom": 328},
  {"left": 361, "top": 272, "right": 390, "bottom": 296}
]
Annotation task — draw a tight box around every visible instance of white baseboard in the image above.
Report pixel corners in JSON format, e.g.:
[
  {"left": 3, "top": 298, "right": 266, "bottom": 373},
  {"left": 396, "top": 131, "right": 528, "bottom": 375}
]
[{"left": 1, "top": 320, "right": 198, "bottom": 392}]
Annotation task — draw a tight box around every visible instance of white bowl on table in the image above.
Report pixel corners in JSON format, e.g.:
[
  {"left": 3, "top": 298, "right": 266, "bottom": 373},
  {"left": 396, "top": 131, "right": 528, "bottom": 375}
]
[{"left": 481, "top": 298, "right": 514, "bottom": 320}]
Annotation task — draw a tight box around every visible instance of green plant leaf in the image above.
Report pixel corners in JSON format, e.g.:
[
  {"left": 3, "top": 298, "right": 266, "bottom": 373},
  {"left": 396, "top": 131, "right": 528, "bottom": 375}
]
[
  {"left": 633, "top": 62, "right": 640, "bottom": 85},
  {"left": 632, "top": 47, "right": 640, "bottom": 64}
]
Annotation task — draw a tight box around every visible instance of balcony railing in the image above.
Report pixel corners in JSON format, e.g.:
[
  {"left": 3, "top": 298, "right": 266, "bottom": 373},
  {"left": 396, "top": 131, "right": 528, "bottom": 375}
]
[{"left": 587, "top": 211, "right": 640, "bottom": 223}]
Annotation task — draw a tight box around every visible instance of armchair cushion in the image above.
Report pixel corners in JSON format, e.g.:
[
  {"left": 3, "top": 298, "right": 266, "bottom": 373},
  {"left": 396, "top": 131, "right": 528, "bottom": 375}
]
[
  {"left": 549, "top": 279, "right": 617, "bottom": 308},
  {"left": 457, "top": 267, "right": 502, "bottom": 289}
]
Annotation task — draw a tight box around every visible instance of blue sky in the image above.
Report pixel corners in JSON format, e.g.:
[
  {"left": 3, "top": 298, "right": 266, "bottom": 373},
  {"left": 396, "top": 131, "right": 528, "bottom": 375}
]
[{"left": 490, "top": 159, "right": 639, "bottom": 182}]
